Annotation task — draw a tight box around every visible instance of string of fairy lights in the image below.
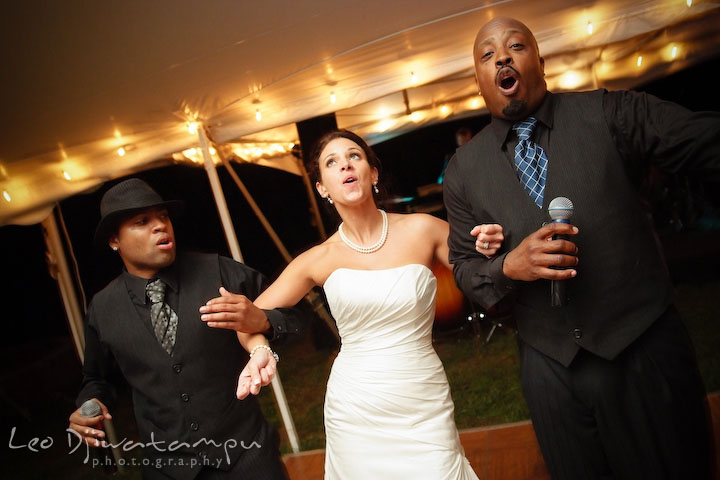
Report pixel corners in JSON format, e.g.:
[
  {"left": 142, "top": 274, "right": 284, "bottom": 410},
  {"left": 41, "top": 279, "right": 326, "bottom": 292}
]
[{"left": 0, "top": 0, "right": 709, "bottom": 209}]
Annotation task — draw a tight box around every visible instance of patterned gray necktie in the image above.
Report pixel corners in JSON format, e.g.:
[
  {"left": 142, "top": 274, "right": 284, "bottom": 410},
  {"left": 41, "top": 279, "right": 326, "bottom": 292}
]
[
  {"left": 145, "top": 279, "right": 178, "bottom": 355},
  {"left": 512, "top": 117, "right": 548, "bottom": 208}
]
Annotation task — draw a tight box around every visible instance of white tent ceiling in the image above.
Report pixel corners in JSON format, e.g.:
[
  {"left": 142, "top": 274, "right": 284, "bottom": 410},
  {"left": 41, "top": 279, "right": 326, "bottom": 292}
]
[{"left": 2, "top": 0, "right": 719, "bottom": 226}]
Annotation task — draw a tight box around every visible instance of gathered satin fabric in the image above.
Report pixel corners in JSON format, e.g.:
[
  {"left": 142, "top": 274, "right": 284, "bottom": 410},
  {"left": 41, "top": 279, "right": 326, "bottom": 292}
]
[{"left": 323, "top": 264, "right": 478, "bottom": 479}]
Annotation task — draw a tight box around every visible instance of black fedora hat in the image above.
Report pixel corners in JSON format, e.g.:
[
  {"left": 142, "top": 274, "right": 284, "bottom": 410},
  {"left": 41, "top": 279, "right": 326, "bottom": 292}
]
[{"left": 94, "top": 178, "right": 183, "bottom": 248}]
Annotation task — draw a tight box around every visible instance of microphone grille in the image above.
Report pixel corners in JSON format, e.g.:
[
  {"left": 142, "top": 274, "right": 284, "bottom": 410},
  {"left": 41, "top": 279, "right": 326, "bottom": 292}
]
[
  {"left": 80, "top": 399, "right": 102, "bottom": 417},
  {"left": 548, "top": 197, "right": 574, "bottom": 221}
]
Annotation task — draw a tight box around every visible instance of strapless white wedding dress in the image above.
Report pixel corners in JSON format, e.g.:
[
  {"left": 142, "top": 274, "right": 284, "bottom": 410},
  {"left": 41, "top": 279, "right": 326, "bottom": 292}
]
[{"left": 322, "top": 264, "right": 478, "bottom": 479}]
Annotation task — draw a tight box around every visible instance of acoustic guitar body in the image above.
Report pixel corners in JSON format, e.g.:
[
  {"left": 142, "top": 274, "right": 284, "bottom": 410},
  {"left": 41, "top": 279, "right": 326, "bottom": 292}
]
[{"left": 431, "top": 261, "right": 465, "bottom": 329}]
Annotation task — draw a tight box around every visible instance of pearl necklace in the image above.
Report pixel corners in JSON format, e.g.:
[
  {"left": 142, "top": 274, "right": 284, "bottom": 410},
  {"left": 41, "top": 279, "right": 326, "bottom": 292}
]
[{"left": 338, "top": 209, "right": 388, "bottom": 254}]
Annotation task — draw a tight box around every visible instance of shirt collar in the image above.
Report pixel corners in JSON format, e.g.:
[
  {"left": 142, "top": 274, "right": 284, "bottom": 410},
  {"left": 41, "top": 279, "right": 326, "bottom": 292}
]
[
  {"left": 122, "top": 262, "right": 179, "bottom": 304},
  {"left": 487, "top": 91, "right": 555, "bottom": 148},
  {"left": 157, "top": 262, "right": 179, "bottom": 294}
]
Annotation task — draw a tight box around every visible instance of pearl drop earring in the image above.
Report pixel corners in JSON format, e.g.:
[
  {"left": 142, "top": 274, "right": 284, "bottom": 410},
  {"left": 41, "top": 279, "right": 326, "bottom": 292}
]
[{"left": 373, "top": 182, "right": 379, "bottom": 194}]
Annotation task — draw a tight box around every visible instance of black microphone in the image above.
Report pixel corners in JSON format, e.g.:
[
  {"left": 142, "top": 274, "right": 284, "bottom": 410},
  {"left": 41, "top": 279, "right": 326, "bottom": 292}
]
[
  {"left": 548, "top": 197, "right": 574, "bottom": 307},
  {"left": 80, "top": 399, "right": 117, "bottom": 474}
]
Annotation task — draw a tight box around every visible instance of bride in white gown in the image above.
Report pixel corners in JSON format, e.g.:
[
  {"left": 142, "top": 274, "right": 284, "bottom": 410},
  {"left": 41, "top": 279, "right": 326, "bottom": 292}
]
[
  {"left": 230, "top": 130, "right": 502, "bottom": 479},
  {"left": 323, "top": 263, "right": 473, "bottom": 478}
]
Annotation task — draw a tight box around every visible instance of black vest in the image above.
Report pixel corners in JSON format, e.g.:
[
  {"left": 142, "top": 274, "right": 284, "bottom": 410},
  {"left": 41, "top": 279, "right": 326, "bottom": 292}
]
[
  {"left": 90, "top": 252, "right": 264, "bottom": 479},
  {"left": 453, "top": 91, "right": 673, "bottom": 366}
]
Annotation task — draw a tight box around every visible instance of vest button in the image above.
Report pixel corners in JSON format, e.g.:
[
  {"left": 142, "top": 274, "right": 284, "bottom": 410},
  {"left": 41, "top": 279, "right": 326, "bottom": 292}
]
[
  {"left": 573, "top": 328, "right": 583, "bottom": 339},
  {"left": 190, "top": 422, "right": 199, "bottom": 431},
  {"left": 173, "top": 364, "right": 182, "bottom": 373},
  {"left": 181, "top": 393, "right": 190, "bottom": 402}
]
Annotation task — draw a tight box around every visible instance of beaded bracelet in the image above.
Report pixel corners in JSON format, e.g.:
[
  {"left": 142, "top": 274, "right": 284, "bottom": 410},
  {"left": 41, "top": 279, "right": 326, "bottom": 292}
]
[{"left": 250, "top": 344, "right": 279, "bottom": 363}]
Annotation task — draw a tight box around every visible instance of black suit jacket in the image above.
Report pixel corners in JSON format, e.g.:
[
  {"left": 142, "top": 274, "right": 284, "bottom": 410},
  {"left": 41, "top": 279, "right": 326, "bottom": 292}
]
[
  {"left": 77, "top": 252, "right": 303, "bottom": 479},
  {"left": 444, "top": 90, "right": 720, "bottom": 366}
]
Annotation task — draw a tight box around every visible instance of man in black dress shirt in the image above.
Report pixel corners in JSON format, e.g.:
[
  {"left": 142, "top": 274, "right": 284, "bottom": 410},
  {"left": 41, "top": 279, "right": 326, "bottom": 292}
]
[
  {"left": 67, "top": 178, "right": 303, "bottom": 479},
  {"left": 444, "top": 17, "right": 719, "bottom": 480}
]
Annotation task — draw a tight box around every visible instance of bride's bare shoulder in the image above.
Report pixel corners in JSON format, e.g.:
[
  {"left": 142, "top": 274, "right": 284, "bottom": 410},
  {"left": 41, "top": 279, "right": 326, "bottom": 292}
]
[
  {"left": 389, "top": 212, "right": 448, "bottom": 234},
  {"left": 291, "top": 233, "right": 345, "bottom": 277}
]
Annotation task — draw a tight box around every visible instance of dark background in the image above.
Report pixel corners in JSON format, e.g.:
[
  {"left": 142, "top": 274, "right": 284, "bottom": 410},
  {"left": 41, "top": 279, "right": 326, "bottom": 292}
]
[{"left": 1, "top": 58, "right": 719, "bottom": 477}]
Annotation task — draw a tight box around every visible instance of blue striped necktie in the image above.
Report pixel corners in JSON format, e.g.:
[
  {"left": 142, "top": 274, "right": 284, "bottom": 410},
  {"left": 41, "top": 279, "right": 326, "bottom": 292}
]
[{"left": 512, "top": 117, "right": 548, "bottom": 208}]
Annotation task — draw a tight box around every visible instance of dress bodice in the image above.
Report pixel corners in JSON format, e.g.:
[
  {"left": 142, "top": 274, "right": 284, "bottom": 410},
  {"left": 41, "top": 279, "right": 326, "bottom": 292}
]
[
  {"left": 323, "top": 263, "right": 437, "bottom": 353},
  {"left": 321, "top": 263, "right": 478, "bottom": 479}
]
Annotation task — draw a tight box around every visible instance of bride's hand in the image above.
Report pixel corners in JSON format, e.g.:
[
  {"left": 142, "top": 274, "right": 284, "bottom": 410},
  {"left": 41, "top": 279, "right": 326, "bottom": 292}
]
[
  {"left": 471, "top": 223, "right": 504, "bottom": 258},
  {"left": 236, "top": 348, "right": 277, "bottom": 399}
]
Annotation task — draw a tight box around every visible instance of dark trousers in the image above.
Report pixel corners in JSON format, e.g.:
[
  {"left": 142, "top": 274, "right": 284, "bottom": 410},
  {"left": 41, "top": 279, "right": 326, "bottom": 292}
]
[
  {"left": 195, "top": 421, "right": 289, "bottom": 480},
  {"left": 147, "top": 421, "right": 289, "bottom": 480},
  {"left": 520, "top": 307, "right": 712, "bottom": 480}
]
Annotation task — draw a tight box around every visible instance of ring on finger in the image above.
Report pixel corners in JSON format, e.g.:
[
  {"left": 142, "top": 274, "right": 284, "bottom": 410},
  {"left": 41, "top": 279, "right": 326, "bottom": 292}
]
[{"left": 482, "top": 241, "right": 489, "bottom": 249}]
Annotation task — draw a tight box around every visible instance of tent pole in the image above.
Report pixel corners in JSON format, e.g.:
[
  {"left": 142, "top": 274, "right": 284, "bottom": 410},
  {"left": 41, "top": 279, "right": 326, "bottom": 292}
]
[
  {"left": 218, "top": 154, "right": 292, "bottom": 263},
  {"left": 198, "top": 126, "right": 244, "bottom": 263},
  {"left": 41, "top": 211, "right": 85, "bottom": 362},
  {"left": 198, "top": 127, "right": 301, "bottom": 453},
  {"left": 41, "top": 210, "right": 124, "bottom": 471},
  {"left": 295, "top": 157, "right": 327, "bottom": 240}
]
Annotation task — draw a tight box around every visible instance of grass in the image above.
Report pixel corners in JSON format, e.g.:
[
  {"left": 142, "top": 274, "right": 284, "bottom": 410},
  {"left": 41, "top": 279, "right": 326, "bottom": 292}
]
[
  {"left": 261, "top": 279, "right": 720, "bottom": 454},
  {"left": 437, "top": 328, "right": 528, "bottom": 429}
]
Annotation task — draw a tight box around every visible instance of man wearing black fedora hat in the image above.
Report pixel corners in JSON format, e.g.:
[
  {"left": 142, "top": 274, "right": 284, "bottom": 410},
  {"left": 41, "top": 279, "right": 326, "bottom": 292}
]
[{"left": 68, "top": 178, "right": 303, "bottom": 479}]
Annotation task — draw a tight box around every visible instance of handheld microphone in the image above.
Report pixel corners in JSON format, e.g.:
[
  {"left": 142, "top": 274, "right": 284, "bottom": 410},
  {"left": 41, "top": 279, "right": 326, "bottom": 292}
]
[
  {"left": 80, "top": 399, "right": 117, "bottom": 473},
  {"left": 548, "top": 197, "right": 574, "bottom": 307},
  {"left": 80, "top": 399, "right": 102, "bottom": 418}
]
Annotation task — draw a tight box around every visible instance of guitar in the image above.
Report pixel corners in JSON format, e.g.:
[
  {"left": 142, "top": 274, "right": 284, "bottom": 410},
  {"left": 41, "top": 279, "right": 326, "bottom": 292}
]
[{"left": 431, "top": 261, "right": 465, "bottom": 329}]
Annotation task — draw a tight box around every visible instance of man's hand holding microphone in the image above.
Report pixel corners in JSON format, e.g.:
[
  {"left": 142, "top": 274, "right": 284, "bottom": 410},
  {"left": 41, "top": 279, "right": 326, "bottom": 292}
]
[
  {"left": 502, "top": 197, "right": 578, "bottom": 306},
  {"left": 68, "top": 398, "right": 111, "bottom": 447}
]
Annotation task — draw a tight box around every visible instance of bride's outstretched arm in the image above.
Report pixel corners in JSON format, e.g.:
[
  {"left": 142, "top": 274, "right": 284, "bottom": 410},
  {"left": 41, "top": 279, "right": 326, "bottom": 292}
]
[
  {"left": 254, "top": 249, "right": 320, "bottom": 310},
  {"left": 236, "top": 250, "right": 321, "bottom": 398}
]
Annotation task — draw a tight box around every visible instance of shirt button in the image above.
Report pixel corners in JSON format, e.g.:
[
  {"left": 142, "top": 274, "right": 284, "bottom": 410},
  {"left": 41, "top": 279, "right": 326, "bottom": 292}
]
[
  {"left": 173, "top": 364, "right": 182, "bottom": 373},
  {"left": 181, "top": 393, "right": 190, "bottom": 402},
  {"left": 277, "top": 325, "right": 283, "bottom": 331},
  {"left": 190, "top": 422, "right": 199, "bottom": 431},
  {"left": 573, "top": 328, "right": 583, "bottom": 339}
]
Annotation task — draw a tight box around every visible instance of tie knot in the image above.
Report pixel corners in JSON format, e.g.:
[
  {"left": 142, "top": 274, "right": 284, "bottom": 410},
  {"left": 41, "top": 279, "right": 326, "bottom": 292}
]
[
  {"left": 146, "top": 279, "right": 166, "bottom": 304},
  {"left": 513, "top": 117, "right": 537, "bottom": 141}
]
